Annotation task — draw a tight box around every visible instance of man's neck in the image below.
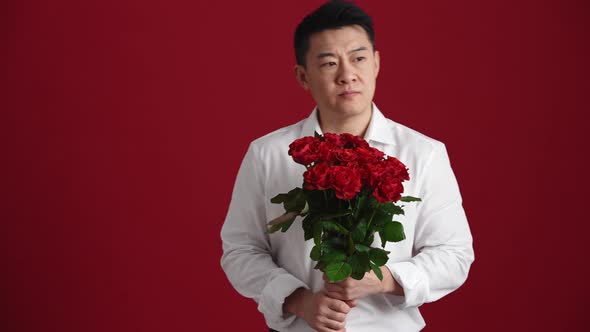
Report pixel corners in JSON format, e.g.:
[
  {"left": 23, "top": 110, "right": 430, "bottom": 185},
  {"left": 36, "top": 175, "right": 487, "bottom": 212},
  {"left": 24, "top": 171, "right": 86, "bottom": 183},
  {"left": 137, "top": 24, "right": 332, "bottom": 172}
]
[{"left": 317, "top": 105, "right": 373, "bottom": 137}]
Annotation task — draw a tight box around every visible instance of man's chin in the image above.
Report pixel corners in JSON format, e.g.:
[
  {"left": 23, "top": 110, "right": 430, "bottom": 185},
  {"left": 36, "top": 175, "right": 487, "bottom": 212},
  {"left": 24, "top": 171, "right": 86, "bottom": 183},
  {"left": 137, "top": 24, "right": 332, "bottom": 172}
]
[{"left": 331, "top": 102, "right": 371, "bottom": 117}]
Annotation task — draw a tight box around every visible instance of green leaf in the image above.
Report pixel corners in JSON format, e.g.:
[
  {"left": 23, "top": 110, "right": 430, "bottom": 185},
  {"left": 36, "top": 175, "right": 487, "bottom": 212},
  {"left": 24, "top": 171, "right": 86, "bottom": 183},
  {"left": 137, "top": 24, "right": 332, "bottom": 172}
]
[
  {"left": 284, "top": 188, "right": 306, "bottom": 212},
  {"left": 351, "top": 270, "right": 365, "bottom": 280},
  {"left": 304, "top": 190, "right": 325, "bottom": 210},
  {"left": 302, "top": 214, "right": 317, "bottom": 241},
  {"left": 313, "top": 222, "right": 322, "bottom": 246},
  {"left": 368, "top": 195, "right": 380, "bottom": 208},
  {"left": 314, "top": 261, "right": 327, "bottom": 271},
  {"left": 369, "top": 248, "right": 390, "bottom": 266},
  {"left": 372, "top": 211, "right": 392, "bottom": 228},
  {"left": 294, "top": 194, "right": 307, "bottom": 213},
  {"left": 400, "top": 196, "right": 421, "bottom": 202},
  {"left": 310, "top": 245, "right": 321, "bottom": 261},
  {"left": 381, "top": 221, "right": 406, "bottom": 243},
  {"left": 322, "top": 237, "right": 347, "bottom": 254},
  {"left": 348, "top": 252, "right": 370, "bottom": 280},
  {"left": 321, "top": 220, "right": 349, "bottom": 235},
  {"left": 319, "top": 211, "right": 352, "bottom": 219},
  {"left": 370, "top": 262, "right": 383, "bottom": 281},
  {"left": 325, "top": 262, "right": 352, "bottom": 283},
  {"left": 270, "top": 193, "right": 288, "bottom": 204},
  {"left": 351, "top": 221, "right": 368, "bottom": 242},
  {"left": 354, "top": 244, "right": 370, "bottom": 252},
  {"left": 321, "top": 251, "right": 347, "bottom": 264},
  {"left": 378, "top": 203, "right": 405, "bottom": 216}
]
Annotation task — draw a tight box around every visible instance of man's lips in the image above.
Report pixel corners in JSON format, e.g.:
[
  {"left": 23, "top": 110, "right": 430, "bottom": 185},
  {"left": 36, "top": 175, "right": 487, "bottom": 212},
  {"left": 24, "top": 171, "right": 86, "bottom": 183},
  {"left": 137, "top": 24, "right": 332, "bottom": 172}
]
[{"left": 339, "top": 91, "right": 360, "bottom": 96}]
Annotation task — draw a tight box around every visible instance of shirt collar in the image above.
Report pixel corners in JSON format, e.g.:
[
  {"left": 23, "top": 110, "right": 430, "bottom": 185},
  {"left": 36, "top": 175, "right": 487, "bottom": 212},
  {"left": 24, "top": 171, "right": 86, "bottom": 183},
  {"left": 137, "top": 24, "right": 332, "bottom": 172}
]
[{"left": 301, "top": 102, "right": 396, "bottom": 145}]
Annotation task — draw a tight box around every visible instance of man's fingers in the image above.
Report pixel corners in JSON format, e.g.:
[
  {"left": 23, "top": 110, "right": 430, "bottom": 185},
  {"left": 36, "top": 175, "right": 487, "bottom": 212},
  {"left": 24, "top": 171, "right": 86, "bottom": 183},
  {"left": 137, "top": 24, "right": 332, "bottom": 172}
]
[
  {"left": 319, "top": 316, "right": 346, "bottom": 331},
  {"left": 345, "top": 299, "right": 357, "bottom": 308},
  {"left": 324, "top": 283, "right": 344, "bottom": 293},
  {"left": 327, "top": 299, "right": 351, "bottom": 314},
  {"left": 324, "top": 290, "right": 346, "bottom": 301},
  {"left": 323, "top": 309, "right": 347, "bottom": 323},
  {"left": 324, "top": 288, "right": 355, "bottom": 302}
]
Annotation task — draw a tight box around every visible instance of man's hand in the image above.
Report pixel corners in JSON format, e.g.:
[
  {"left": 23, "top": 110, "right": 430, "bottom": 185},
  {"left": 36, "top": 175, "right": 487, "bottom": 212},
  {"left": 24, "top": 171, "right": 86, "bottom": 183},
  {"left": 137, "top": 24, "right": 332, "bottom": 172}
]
[
  {"left": 284, "top": 288, "right": 352, "bottom": 332},
  {"left": 323, "top": 267, "right": 404, "bottom": 302}
]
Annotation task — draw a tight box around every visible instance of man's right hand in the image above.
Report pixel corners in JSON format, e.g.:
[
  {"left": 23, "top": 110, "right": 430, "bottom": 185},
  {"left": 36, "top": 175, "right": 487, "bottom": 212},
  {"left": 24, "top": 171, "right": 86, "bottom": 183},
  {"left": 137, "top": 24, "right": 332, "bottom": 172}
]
[{"left": 284, "top": 288, "right": 352, "bottom": 332}]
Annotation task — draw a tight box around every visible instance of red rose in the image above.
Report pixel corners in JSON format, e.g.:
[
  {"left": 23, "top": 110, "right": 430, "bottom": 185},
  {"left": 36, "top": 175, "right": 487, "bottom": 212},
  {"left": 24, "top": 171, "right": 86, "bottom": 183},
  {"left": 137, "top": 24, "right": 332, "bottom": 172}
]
[
  {"left": 344, "top": 160, "right": 369, "bottom": 183},
  {"left": 340, "top": 133, "right": 370, "bottom": 149},
  {"left": 316, "top": 141, "right": 338, "bottom": 164},
  {"left": 288, "top": 136, "right": 320, "bottom": 166},
  {"left": 365, "top": 163, "right": 386, "bottom": 188},
  {"left": 373, "top": 175, "right": 404, "bottom": 203},
  {"left": 303, "top": 163, "right": 331, "bottom": 190},
  {"left": 323, "top": 133, "right": 346, "bottom": 148},
  {"left": 382, "top": 157, "right": 410, "bottom": 181},
  {"left": 355, "top": 146, "right": 385, "bottom": 165},
  {"left": 330, "top": 166, "right": 362, "bottom": 200},
  {"left": 335, "top": 148, "right": 357, "bottom": 163}
]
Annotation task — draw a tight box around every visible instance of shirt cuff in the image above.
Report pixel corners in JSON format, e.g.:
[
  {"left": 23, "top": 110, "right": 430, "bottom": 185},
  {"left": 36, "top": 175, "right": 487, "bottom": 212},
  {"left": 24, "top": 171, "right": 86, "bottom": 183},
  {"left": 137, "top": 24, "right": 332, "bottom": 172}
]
[
  {"left": 387, "top": 261, "right": 430, "bottom": 308},
  {"left": 258, "top": 273, "right": 309, "bottom": 329}
]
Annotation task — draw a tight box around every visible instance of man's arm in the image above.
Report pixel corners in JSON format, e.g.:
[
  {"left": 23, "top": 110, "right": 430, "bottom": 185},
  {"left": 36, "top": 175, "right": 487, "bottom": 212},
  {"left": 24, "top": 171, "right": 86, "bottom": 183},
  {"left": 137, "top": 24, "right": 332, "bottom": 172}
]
[
  {"left": 220, "top": 144, "right": 308, "bottom": 330},
  {"left": 323, "top": 142, "right": 474, "bottom": 307},
  {"left": 386, "top": 142, "right": 474, "bottom": 308}
]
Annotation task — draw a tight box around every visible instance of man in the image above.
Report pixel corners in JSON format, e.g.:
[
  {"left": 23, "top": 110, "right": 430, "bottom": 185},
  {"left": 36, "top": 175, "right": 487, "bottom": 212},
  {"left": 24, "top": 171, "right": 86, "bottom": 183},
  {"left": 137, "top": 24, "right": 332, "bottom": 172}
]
[{"left": 220, "top": 1, "right": 474, "bottom": 331}]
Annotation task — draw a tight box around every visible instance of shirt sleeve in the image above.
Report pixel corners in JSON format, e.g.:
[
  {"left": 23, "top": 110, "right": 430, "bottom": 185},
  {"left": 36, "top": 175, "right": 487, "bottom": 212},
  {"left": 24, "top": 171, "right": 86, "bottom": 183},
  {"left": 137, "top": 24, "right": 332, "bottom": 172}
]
[
  {"left": 220, "top": 143, "right": 309, "bottom": 329},
  {"left": 386, "top": 142, "right": 475, "bottom": 308}
]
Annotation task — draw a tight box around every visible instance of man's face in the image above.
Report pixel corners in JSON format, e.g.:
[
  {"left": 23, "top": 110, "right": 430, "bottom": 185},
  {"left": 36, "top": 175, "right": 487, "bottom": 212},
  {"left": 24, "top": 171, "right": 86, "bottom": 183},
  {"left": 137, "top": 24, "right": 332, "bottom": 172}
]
[{"left": 295, "top": 25, "right": 380, "bottom": 119}]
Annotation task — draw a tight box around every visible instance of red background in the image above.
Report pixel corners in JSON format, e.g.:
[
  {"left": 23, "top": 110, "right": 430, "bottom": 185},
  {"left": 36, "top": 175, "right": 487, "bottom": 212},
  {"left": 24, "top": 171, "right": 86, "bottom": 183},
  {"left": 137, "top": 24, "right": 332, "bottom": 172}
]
[{"left": 2, "top": 0, "right": 589, "bottom": 331}]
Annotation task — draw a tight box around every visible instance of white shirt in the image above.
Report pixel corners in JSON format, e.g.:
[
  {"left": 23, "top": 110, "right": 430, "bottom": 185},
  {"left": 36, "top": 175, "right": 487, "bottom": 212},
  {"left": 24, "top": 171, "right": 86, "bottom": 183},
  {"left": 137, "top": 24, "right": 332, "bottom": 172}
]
[{"left": 220, "top": 104, "right": 474, "bottom": 332}]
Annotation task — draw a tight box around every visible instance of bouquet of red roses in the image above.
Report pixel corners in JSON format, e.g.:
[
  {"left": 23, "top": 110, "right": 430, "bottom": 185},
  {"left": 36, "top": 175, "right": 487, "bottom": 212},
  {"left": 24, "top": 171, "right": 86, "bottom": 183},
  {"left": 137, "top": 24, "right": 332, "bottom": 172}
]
[{"left": 268, "top": 133, "right": 420, "bottom": 283}]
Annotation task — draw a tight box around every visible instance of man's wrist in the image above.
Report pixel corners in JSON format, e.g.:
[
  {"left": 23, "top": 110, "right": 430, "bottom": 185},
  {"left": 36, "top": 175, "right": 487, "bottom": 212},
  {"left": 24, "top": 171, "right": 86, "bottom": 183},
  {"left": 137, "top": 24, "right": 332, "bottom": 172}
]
[
  {"left": 283, "top": 288, "right": 311, "bottom": 318},
  {"left": 380, "top": 266, "right": 404, "bottom": 296}
]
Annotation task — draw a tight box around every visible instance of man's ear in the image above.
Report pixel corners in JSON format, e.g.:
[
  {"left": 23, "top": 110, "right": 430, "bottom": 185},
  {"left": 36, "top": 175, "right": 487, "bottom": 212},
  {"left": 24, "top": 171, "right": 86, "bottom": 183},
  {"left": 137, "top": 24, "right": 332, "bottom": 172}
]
[
  {"left": 374, "top": 50, "right": 381, "bottom": 78},
  {"left": 294, "top": 65, "right": 310, "bottom": 90}
]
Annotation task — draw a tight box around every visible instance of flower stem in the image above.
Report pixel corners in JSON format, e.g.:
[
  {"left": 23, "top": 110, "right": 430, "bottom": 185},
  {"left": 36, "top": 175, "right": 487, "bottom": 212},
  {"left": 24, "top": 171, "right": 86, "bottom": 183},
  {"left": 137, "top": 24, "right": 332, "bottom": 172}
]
[
  {"left": 366, "top": 203, "right": 380, "bottom": 234},
  {"left": 354, "top": 197, "right": 362, "bottom": 218}
]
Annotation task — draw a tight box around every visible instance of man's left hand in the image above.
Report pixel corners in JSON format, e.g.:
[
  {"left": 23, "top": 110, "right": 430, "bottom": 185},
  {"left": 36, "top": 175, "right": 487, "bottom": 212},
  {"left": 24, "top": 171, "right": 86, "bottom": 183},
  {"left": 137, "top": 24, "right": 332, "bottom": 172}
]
[{"left": 323, "top": 270, "right": 385, "bottom": 302}]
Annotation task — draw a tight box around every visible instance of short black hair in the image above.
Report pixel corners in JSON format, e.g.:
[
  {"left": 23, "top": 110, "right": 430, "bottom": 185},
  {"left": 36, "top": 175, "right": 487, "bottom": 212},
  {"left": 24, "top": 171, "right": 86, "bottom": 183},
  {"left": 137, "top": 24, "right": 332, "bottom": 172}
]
[{"left": 294, "top": 0, "right": 375, "bottom": 67}]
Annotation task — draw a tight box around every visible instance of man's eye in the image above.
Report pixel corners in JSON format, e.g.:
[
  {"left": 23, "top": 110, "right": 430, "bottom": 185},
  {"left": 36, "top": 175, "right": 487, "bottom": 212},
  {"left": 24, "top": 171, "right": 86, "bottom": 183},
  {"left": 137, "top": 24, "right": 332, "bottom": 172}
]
[
  {"left": 321, "top": 62, "right": 337, "bottom": 68},
  {"left": 355, "top": 57, "right": 366, "bottom": 62}
]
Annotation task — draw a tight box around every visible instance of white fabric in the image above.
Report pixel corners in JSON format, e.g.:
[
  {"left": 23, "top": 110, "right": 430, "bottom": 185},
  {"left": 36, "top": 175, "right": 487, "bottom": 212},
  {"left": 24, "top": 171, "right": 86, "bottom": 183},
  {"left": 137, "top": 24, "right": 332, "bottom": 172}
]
[{"left": 220, "top": 104, "right": 474, "bottom": 332}]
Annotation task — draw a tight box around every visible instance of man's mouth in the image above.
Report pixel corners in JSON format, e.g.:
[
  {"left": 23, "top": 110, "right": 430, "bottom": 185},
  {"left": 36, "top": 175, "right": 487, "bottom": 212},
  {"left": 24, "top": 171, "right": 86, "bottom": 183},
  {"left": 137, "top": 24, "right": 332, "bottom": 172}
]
[{"left": 339, "top": 91, "right": 360, "bottom": 97}]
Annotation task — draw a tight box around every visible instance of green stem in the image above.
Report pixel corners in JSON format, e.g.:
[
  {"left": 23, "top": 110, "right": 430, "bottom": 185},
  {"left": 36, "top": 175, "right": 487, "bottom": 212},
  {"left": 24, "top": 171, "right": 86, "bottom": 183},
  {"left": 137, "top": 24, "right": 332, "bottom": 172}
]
[
  {"left": 366, "top": 203, "right": 380, "bottom": 233},
  {"left": 354, "top": 197, "right": 362, "bottom": 219},
  {"left": 348, "top": 234, "right": 354, "bottom": 255}
]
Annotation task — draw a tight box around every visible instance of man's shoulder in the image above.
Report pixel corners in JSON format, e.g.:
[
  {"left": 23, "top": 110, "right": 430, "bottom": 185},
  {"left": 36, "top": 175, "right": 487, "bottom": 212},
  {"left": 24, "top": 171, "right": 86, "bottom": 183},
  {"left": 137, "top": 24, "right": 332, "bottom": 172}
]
[
  {"left": 382, "top": 116, "right": 446, "bottom": 153},
  {"left": 248, "top": 118, "right": 306, "bottom": 155}
]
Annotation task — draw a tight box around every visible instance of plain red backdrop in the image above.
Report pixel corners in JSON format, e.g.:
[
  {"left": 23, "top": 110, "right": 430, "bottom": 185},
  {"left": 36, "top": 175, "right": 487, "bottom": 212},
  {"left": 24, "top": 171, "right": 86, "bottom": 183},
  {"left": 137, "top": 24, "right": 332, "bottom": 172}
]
[{"left": 1, "top": 0, "right": 589, "bottom": 331}]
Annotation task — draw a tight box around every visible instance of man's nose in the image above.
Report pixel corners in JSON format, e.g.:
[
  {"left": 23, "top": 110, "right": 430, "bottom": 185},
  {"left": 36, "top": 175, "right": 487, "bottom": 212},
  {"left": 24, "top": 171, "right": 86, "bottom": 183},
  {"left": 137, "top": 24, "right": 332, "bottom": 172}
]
[{"left": 337, "top": 61, "right": 357, "bottom": 84}]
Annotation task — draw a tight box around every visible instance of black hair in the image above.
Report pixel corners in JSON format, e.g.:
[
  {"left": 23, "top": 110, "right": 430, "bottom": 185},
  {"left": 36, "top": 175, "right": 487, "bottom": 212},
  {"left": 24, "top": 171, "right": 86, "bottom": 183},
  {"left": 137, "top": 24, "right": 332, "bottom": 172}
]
[{"left": 294, "top": 0, "right": 375, "bottom": 67}]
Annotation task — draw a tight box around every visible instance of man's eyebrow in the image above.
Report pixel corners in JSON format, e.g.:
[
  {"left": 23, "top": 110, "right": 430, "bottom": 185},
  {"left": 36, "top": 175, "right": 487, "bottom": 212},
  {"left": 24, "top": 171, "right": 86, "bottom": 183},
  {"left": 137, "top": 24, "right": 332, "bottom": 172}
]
[
  {"left": 317, "top": 52, "right": 337, "bottom": 59},
  {"left": 349, "top": 46, "right": 368, "bottom": 54},
  {"left": 316, "top": 46, "right": 369, "bottom": 59}
]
